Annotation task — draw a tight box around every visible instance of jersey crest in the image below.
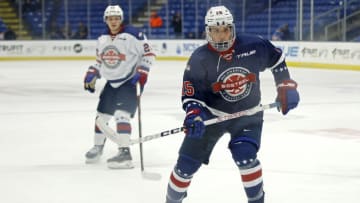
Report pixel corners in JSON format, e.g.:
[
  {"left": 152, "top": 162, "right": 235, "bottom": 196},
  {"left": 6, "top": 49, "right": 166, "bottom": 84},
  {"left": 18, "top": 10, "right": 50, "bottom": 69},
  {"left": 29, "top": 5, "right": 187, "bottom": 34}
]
[
  {"left": 213, "top": 67, "right": 256, "bottom": 102},
  {"left": 100, "top": 45, "right": 126, "bottom": 69}
]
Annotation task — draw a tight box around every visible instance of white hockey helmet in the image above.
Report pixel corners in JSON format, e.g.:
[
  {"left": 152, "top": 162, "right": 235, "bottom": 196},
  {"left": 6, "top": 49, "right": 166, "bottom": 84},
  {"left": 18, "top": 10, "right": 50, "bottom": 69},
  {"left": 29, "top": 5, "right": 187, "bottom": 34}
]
[
  {"left": 205, "top": 5, "right": 236, "bottom": 52},
  {"left": 103, "top": 5, "right": 124, "bottom": 23}
]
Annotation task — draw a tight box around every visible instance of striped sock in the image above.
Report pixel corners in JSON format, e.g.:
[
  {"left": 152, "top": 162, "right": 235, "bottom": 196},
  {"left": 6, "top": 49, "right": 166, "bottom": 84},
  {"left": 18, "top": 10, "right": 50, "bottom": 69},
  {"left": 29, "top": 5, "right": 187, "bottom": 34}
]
[
  {"left": 166, "top": 168, "right": 192, "bottom": 203},
  {"left": 239, "top": 159, "right": 264, "bottom": 202}
]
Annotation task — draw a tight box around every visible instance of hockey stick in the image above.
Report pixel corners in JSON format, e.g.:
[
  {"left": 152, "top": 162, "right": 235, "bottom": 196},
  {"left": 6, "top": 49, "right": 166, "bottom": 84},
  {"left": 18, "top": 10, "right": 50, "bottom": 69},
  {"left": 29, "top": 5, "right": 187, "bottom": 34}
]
[
  {"left": 136, "top": 83, "right": 162, "bottom": 181},
  {"left": 97, "top": 102, "right": 279, "bottom": 146},
  {"left": 136, "top": 83, "right": 145, "bottom": 172},
  {"left": 94, "top": 84, "right": 161, "bottom": 180},
  {"left": 129, "top": 102, "right": 280, "bottom": 145}
]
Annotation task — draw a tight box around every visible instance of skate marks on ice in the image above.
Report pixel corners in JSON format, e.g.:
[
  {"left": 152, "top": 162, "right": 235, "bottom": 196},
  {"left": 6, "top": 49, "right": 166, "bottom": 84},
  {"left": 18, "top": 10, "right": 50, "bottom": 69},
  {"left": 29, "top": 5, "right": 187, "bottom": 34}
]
[
  {"left": 1, "top": 62, "right": 360, "bottom": 203},
  {"left": 293, "top": 128, "right": 360, "bottom": 141}
]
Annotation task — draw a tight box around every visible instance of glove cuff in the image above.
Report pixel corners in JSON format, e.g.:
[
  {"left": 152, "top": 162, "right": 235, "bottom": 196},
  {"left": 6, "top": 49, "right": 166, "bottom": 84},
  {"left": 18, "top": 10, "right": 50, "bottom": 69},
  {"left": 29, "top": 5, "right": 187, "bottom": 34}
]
[
  {"left": 186, "top": 108, "right": 201, "bottom": 117},
  {"left": 88, "top": 66, "right": 100, "bottom": 78},
  {"left": 136, "top": 66, "right": 150, "bottom": 74},
  {"left": 277, "top": 79, "right": 297, "bottom": 89},
  {"left": 185, "top": 102, "right": 207, "bottom": 121},
  {"left": 184, "top": 102, "right": 203, "bottom": 112}
]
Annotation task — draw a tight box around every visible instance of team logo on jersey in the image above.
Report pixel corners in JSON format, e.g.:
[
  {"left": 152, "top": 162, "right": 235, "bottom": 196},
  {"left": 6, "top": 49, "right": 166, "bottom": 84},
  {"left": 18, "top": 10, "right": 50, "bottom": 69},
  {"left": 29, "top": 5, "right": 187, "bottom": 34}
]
[
  {"left": 100, "top": 45, "right": 126, "bottom": 69},
  {"left": 213, "top": 67, "right": 256, "bottom": 102}
]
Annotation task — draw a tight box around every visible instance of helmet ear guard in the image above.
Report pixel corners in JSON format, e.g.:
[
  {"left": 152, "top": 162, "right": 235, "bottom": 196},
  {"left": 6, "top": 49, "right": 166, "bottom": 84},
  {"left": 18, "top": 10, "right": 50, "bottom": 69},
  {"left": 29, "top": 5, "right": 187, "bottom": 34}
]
[
  {"left": 205, "top": 6, "right": 236, "bottom": 52},
  {"left": 103, "top": 5, "right": 124, "bottom": 23}
]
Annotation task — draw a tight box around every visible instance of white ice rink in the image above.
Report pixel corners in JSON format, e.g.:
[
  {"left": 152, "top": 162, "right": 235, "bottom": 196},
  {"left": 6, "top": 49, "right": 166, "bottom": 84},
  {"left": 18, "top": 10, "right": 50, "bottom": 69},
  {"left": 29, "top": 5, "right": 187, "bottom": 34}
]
[{"left": 0, "top": 60, "right": 359, "bottom": 203}]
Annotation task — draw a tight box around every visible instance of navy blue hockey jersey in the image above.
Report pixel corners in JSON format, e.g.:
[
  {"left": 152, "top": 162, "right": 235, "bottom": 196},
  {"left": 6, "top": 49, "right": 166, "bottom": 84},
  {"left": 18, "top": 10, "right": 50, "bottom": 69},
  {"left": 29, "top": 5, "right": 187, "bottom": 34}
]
[{"left": 182, "top": 34, "right": 290, "bottom": 116}]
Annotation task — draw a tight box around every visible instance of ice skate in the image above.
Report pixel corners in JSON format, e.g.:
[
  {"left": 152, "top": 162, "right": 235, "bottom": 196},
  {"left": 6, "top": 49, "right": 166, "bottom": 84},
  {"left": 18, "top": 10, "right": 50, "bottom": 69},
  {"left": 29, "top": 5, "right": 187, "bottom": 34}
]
[
  {"left": 107, "top": 147, "right": 134, "bottom": 169},
  {"left": 85, "top": 145, "right": 104, "bottom": 163}
]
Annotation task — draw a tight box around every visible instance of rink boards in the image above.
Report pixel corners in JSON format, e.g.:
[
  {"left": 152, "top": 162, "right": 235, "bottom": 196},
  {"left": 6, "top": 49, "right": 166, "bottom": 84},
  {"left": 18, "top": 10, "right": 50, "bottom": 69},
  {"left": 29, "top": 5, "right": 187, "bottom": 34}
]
[{"left": 0, "top": 40, "right": 359, "bottom": 71}]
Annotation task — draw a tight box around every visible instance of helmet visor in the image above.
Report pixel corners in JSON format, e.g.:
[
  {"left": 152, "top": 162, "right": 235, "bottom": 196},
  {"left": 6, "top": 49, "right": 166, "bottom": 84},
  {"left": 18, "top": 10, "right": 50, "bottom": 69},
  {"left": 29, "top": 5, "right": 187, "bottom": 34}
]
[{"left": 206, "top": 24, "right": 235, "bottom": 52}]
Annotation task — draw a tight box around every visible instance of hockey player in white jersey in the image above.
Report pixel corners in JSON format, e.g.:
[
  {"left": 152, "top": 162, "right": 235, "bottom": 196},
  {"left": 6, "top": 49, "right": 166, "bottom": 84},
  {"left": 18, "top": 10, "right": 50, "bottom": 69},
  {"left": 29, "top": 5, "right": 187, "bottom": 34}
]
[{"left": 83, "top": 5, "right": 155, "bottom": 169}]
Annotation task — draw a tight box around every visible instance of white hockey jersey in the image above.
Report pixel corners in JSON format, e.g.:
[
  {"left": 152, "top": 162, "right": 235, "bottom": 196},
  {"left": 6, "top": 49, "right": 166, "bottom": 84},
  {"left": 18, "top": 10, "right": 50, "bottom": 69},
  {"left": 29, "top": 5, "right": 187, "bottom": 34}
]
[{"left": 92, "top": 26, "right": 155, "bottom": 88}]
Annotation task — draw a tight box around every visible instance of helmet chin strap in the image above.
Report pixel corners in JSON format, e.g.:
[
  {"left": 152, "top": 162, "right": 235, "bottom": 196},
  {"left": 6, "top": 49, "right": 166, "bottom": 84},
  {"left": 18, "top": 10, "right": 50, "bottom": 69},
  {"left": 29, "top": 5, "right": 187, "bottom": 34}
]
[{"left": 207, "top": 40, "right": 235, "bottom": 61}]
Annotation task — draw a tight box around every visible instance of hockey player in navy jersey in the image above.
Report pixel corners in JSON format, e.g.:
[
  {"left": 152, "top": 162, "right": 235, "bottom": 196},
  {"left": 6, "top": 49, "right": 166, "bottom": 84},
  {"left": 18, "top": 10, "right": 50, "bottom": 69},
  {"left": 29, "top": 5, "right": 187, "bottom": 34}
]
[
  {"left": 165, "top": 5, "right": 299, "bottom": 203},
  {"left": 83, "top": 5, "right": 155, "bottom": 169}
]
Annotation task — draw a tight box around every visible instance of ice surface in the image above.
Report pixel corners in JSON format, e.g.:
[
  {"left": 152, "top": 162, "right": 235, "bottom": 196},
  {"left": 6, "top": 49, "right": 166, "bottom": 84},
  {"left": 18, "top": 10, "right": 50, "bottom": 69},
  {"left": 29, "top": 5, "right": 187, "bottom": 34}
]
[{"left": 0, "top": 60, "right": 359, "bottom": 203}]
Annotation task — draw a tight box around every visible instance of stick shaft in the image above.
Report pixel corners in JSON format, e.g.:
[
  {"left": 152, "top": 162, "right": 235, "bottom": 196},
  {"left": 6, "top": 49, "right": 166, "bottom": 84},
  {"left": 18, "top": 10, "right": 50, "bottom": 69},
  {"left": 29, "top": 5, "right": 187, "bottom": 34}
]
[
  {"left": 137, "top": 83, "right": 145, "bottom": 172},
  {"left": 130, "top": 102, "right": 279, "bottom": 145}
]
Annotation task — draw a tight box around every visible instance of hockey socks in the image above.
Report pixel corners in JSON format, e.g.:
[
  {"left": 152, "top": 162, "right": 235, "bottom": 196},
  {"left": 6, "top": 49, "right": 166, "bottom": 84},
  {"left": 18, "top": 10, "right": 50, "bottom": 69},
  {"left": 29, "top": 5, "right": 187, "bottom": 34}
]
[
  {"left": 166, "top": 168, "right": 191, "bottom": 203},
  {"left": 166, "top": 155, "right": 201, "bottom": 203},
  {"left": 229, "top": 137, "right": 264, "bottom": 202},
  {"left": 239, "top": 159, "right": 264, "bottom": 203}
]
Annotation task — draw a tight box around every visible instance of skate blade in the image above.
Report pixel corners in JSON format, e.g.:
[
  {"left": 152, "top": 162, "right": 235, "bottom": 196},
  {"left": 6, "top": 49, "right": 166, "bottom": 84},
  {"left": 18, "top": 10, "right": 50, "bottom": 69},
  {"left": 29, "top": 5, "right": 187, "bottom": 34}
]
[
  {"left": 85, "top": 156, "right": 101, "bottom": 164},
  {"left": 107, "top": 160, "right": 134, "bottom": 169}
]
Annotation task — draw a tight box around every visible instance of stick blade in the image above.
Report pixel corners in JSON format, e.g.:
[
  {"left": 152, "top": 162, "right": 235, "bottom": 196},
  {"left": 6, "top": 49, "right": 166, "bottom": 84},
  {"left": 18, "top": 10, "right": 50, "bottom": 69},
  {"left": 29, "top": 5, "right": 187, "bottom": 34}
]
[{"left": 141, "top": 171, "right": 162, "bottom": 181}]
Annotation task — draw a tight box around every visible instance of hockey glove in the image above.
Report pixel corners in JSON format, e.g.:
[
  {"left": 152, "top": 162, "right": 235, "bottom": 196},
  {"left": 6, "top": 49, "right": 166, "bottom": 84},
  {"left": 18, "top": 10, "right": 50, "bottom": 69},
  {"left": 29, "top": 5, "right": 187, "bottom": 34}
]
[
  {"left": 183, "top": 103, "right": 206, "bottom": 139},
  {"left": 84, "top": 67, "right": 100, "bottom": 93},
  {"left": 131, "top": 66, "right": 149, "bottom": 92},
  {"left": 276, "top": 79, "right": 300, "bottom": 115}
]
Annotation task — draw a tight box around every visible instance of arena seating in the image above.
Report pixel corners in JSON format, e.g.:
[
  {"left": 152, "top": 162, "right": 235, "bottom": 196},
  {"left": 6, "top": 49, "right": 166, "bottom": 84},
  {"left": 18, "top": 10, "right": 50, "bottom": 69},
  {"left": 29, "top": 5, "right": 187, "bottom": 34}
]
[
  {"left": 0, "top": 17, "right": 7, "bottom": 33},
  {"left": 7, "top": 0, "right": 360, "bottom": 41}
]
